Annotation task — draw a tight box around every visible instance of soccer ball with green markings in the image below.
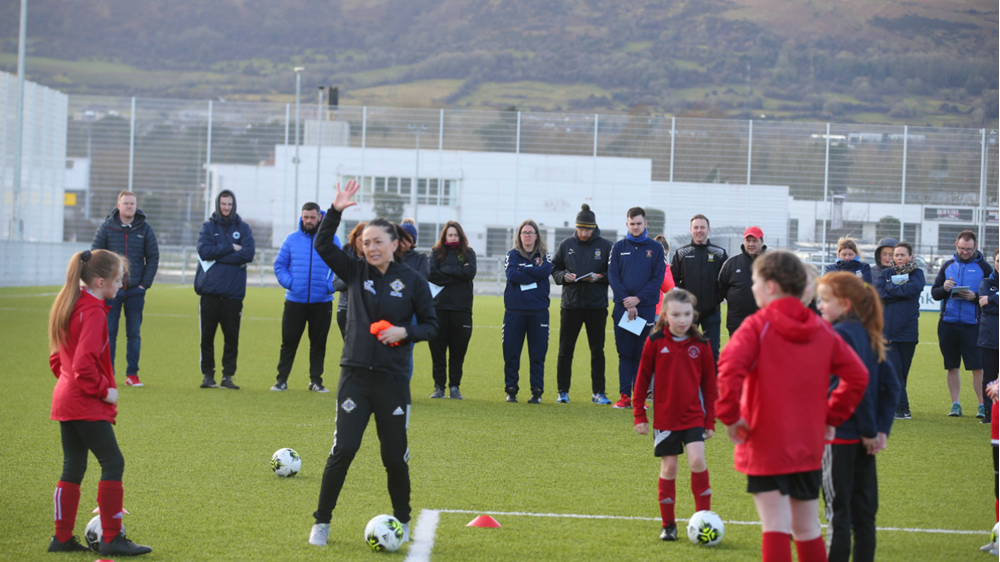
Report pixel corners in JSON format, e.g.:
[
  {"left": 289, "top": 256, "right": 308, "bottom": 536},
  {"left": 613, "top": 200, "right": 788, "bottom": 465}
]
[
  {"left": 365, "top": 514, "right": 404, "bottom": 552},
  {"left": 270, "top": 448, "right": 301, "bottom": 477},
  {"left": 687, "top": 510, "right": 724, "bottom": 546}
]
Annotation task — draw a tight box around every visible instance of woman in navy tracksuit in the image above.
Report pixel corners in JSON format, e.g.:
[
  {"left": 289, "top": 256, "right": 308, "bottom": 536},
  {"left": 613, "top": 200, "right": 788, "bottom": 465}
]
[
  {"left": 308, "top": 181, "right": 437, "bottom": 547},
  {"left": 875, "top": 241, "right": 924, "bottom": 420},
  {"left": 979, "top": 249, "right": 999, "bottom": 420},
  {"left": 503, "top": 219, "right": 552, "bottom": 404},
  {"left": 824, "top": 237, "right": 873, "bottom": 284}
]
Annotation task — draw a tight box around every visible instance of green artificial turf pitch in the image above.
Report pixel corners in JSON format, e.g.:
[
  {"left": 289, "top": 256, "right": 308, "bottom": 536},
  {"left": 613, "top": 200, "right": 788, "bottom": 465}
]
[{"left": 0, "top": 285, "right": 994, "bottom": 561}]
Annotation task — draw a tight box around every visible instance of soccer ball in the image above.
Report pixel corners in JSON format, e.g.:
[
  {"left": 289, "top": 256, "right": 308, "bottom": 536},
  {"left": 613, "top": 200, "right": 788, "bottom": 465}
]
[
  {"left": 687, "top": 510, "right": 724, "bottom": 546},
  {"left": 991, "top": 522, "right": 999, "bottom": 550},
  {"left": 270, "top": 448, "right": 301, "bottom": 477},
  {"left": 84, "top": 514, "right": 124, "bottom": 552},
  {"left": 365, "top": 514, "right": 404, "bottom": 552}
]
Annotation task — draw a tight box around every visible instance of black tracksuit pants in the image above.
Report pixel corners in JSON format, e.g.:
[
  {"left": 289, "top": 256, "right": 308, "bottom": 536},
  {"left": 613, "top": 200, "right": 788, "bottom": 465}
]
[
  {"left": 983, "top": 347, "right": 998, "bottom": 418},
  {"left": 556, "top": 308, "right": 607, "bottom": 394},
  {"left": 200, "top": 295, "right": 243, "bottom": 378},
  {"left": 822, "top": 442, "right": 878, "bottom": 562},
  {"left": 276, "top": 300, "right": 333, "bottom": 386},
  {"left": 314, "top": 366, "right": 412, "bottom": 525},
  {"left": 886, "top": 341, "right": 917, "bottom": 412},
  {"left": 430, "top": 309, "right": 473, "bottom": 389},
  {"left": 59, "top": 420, "right": 124, "bottom": 484}
]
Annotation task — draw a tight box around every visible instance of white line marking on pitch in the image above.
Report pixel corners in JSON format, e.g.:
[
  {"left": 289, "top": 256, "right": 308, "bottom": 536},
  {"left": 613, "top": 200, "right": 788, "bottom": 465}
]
[
  {"left": 432, "top": 509, "right": 985, "bottom": 535},
  {"left": 404, "top": 509, "right": 440, "bottom": 562}
]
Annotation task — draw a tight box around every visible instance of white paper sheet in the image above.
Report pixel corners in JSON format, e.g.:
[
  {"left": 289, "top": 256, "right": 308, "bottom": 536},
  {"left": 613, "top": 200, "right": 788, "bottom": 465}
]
[
  {"left": 617, "top": 313, "right": 647, "bottom": 336},
  {"left": 428, "top": 283, "right": 443, "bottom": 298},
  {"left": 520, "top": 282, "right": 537, "bottom": 291}
]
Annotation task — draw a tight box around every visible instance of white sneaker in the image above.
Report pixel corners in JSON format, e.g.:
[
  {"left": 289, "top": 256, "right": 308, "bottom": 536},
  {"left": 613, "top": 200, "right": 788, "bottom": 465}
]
[
  {"left": 309, "top": 523, "right": 330, "bottom": 546},
  {"left": 401, "top": 522, "right": 410, "bottom": 543}
]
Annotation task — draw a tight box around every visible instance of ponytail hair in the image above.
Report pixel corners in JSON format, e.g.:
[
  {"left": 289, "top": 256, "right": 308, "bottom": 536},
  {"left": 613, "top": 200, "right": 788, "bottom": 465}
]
[
  {"left": 653, "top": 288, "right": 704, "bottom": 340},
  {"left": 48, "top": 250, "right": 126, "bottom": 353},
  {"left": 817, "top": 271, "right": 886, "bottom": 362}
]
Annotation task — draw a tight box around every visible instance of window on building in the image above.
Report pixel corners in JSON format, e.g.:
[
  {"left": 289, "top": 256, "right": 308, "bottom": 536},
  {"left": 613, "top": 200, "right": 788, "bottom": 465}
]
[
  {"left": 417, "top": 223, "right": 442, "bottom": 249},
  {"left": 603, "top": 229, "right": 618, "bottom": 241},
  {"left": 342, "top": 220, "right": 360, "bottom": 244},
  {"left": 554, "top": 228, "right": 575, "bottom": 243},
  {"left": 341, "top": 175, "right": 455, "bottom": 205},
  {"left": 788, "top": 219, "right": 799, "bottom": 244},
  {"left": 487, "top": 227, "right": 514, "bottom": 257},
  {"left": 903, "top": 223, "right": 919, "bottom": 246}
]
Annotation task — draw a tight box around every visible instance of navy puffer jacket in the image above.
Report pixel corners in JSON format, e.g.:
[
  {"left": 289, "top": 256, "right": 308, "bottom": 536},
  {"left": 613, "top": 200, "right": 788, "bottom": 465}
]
[
  {"left": 824, "top": 259, "right": 873, "bottom": 284},
  {"left": 194, "top": 190, "right": 255, "bottom": 300},
  {"left": 979, "top": 272, "right": 998, "bottom": 349},
  {"left": 274, "top": 212, "right": 341, "bottom": 304},
  {"left": 875, "top": 265, "right": 924, "bottom": 343},
  {"left": 91, "top": 208, "right": 159, "bottom": 289}
]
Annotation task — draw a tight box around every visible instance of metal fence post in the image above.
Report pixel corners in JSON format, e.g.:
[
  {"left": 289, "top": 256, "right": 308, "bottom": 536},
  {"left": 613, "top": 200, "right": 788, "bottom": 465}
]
[
  {"left": 515, "top": 111, "right": 521, "bottom": 223},
  {"left": 900, "top": 125, "right": 908, "bottom": 240},
  {"left": 260, "top": 249, "right": 266, "bottom": 287},
  {"left": 669, "top": 116, "right": 676, "bottom": 183},
  {"left": 593, "top": 114, "right": 599, "bottom": 200},
  {"left": 181, "top": 246, "right": 188, "bottom": 284},
  {"left": 822, "top": 123, "right": 830, "bottom": 262},
  {"left": 128, "top": 97, "right": 135, "bottom": 191},
  {"left": 204, "top": 100, "right": 213, "bottom": 221},
  {"left": 980, "top": 128, "right": 988, "bottom": 245},
  {"left": 438, "top": 108, "right": 444, "bottom": 209},
  {"left": 746, "top": 119, "right": 753, "bottom": 228}
]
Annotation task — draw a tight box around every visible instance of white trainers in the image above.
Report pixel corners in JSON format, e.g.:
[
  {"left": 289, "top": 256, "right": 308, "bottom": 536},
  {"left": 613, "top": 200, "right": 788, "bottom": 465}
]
[
  {"left": 401, "top": 522, "right": 410, "bottom": 543},
  {"left": 309, "top": 523, "right": 330, "bottom": 546}
]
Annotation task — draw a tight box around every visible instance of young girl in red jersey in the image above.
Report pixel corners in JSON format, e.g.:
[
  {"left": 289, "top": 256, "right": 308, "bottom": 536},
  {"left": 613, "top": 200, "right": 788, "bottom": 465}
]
[
  {"left": 717, "top": 251, "right": 869, "bottom": 562},
  {"left": 816, "top": 272, "right": 900, "bottom": 562},
  {"left": 633, "top": 289, "right": 717, "bottom": 541},
  {"left": 47, "top": 250, "right": 151, "bottom": 556}
]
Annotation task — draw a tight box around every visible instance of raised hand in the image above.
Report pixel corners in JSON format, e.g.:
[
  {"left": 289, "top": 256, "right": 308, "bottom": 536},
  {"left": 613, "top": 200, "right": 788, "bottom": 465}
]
[{"left": 332, "top": 180, "right": 360, "bottom": 212}]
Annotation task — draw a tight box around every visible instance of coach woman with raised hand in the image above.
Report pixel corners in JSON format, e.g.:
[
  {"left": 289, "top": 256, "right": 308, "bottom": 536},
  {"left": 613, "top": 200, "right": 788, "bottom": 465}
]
[{"left": 308, "top": 180, "right": 437, "bottom": 548}]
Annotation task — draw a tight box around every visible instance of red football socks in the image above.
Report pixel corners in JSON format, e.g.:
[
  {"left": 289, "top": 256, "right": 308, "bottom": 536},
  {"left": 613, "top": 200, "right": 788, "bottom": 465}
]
[
  {"left": 691, "top": 469, "right": 711, "bottom": 511},
  {"left": 53, "top": 481, "right": 81, "bottom": 542},
  {"left": 794, "top": 536, "right": 828, "bottom": 562},
  {"left": 658, "top": 478, "right": 676, "bottom": 526},
  {"left": 97, "top": 480, "right": 124, "bottom": 543},
  {"left": 762, "top": 531, "right": 793, "bottom": 562}
]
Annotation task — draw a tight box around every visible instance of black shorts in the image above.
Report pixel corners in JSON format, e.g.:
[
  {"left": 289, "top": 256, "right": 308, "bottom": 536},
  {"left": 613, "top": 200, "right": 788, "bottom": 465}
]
[
  {"left": 938, "top": 322, "right": 983, "bottom": 371},
  {"left": 653, "top": 427, "right": 705, "bottom": 457},
  {"left": 747, "top": 470, "right": 822, "bottom": 501}
]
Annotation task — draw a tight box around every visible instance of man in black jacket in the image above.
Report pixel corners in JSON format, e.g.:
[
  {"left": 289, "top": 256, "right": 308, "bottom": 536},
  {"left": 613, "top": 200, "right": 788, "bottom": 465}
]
[
  {"left": 671, "top": 214, "right": 728, "bottom": 361},
  {"left": 552, "top": 204, "right": 614, "bottom": 405},
  {"left": 91, "top": 190, "right": 159, "bottom": 387},
  {"left": 717, "top": 226, "right": 767, "bottom": 336}
]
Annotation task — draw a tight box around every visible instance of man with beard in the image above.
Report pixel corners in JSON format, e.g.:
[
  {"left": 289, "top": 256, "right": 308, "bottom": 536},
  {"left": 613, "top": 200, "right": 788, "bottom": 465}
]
[{"left": 271, "top": 202, "right": 341, "bottom": 392}]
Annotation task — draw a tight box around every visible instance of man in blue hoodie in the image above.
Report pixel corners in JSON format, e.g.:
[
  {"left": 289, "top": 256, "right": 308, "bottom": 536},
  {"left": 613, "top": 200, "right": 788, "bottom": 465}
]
[
  {"left": 931, "top": 230, "right": 994, "bottom": 418},
  {"left": 271, "top": 203, "right": 341, "bottom": 393},
  {"left": 607, "top": 207, "right": 666, "bottom": 409},
  {"left": 195, "top": 190, "right": 255, "bottom": 390}
]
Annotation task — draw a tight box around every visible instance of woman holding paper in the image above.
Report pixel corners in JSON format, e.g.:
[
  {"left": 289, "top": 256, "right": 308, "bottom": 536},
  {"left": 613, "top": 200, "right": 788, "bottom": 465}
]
[
  {"left": 874, "top": 241, "right": 924, "bottom": 420},
  {"left": 427, "top": 222, "right": 478, "bottom": 400},
  {"left": 502, "top": 219, "right": 552, "bottom": 404}
]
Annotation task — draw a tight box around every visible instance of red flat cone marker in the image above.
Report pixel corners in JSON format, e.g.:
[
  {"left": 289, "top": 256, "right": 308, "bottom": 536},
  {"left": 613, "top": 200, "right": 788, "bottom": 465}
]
[{"left": 466, "top": 515, "right": 501, "bottom": 528}]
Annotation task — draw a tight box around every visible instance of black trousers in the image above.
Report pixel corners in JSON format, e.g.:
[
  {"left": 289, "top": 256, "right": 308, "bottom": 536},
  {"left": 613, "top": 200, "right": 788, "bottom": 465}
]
[
  {"left": 314, "top": 366, "right": 412, "bottom": 525},
  {"left": 429, "top": 309, "right": 473, "bottom": 389},
  {"left": 822, "top": 442, "right": 878, "bottom": 562},
  {"left": 336, "top": 308, "right": 347, "bottom": 341},
  {"left": 59, "top": 420, "right": 124, "bottom": 484},
  {"left": 983, "top": 347, "right": 999, "bottom": 418},
  {"left": 556, "top": 308, "right": 607, "bottom": 394},
  {"left": 276, "top": 300, "right": 333, "bottom": 385},
  {"left": 887, "top": 341, "right": 917, "bottom": 411},
  {"left": 200, "top": 295, "right": 243, "bottom": 378}
]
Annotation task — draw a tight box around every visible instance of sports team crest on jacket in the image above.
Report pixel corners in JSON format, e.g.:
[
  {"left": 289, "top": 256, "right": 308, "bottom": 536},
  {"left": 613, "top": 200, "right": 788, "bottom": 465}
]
[
  {"left": 646, "top": 250, "right": 653, "bottom": 258},
  {"left": 594, "top": 249, "right": 601, "bottom": 260},
  {"left": 233, "top": 231, "right": 241, "bottom": 240},
  {"left": 390, "top": 279, "right": 405, "bottom": 297},
  {"left": 688, "top": 346, "right": 700, "bottom": 359},
  {"left": 707, "top": 253, "right": 714, "bottom": 261}
]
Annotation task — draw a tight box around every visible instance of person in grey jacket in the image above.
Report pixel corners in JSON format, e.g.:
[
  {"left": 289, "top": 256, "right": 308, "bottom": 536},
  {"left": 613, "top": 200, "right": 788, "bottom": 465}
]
[{"left": 91, "top": 190, "right": 159, "bottom": 387}]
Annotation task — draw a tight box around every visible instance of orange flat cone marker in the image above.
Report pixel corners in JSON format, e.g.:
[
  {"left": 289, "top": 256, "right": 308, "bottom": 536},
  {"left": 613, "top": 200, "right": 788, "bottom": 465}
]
[{"left": 466, "top": 515, "right": 501, "bottom": 528}]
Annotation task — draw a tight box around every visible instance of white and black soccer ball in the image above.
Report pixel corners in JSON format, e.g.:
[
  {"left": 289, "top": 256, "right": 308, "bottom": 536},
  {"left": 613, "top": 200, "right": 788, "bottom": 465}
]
[
  {"left": 991, "top": 522, "right": 999, "bottom": 551},
  {"left": 270, "top": 448, "right": 301, "bottom": 477},
  {"left": 365, "top": 514, "right": 404, "bottom": 552},
  {"left": 84, "top": 514, "right": 124, "bottom": 552},
  {"left": 687, "top": 510, "right": 724, "bottom": 546}
]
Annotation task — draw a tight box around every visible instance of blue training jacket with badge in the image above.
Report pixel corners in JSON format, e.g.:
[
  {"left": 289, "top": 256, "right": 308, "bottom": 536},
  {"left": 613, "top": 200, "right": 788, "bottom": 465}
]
[
  {"left": 504, "top": 249, "right": 553, "bottom": 312},
  {"left": 608, "top": 235, "right": 666, "bottom": 309},
  {"left": 931, "top": 250, "right": 993, "bottom": 325},
  {"left": 194, "top": 190, "right": 256, "bottom": 300}
]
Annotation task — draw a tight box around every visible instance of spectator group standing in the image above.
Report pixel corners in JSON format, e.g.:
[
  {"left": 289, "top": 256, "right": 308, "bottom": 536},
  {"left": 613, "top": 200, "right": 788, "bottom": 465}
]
[{"left": 91, "top": 190, "right": 159, "bottom": 388}]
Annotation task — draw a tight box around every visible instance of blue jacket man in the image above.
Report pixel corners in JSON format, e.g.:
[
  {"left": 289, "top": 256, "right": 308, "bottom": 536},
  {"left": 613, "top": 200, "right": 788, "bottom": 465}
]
[
  {"left": 930, "top": 230, "right": 994, "bottom": 418},
  {"left": 271, "top": 203, "right": 341, "bottom": 392},
  {"left": 195, "top": 189, "right": 255, "bottom": 390},
  {"left": 608, "top": 207, "right": 665, "bottom": 408},
  {"left": 91, "top": 190, "right": 159, "bottom": 387}
]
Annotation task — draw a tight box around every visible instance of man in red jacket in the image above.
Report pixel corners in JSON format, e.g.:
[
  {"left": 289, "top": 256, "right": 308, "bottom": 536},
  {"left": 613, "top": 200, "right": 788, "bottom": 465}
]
[{"left": 716, "top": 250, "right": 868, "bottom": 562}]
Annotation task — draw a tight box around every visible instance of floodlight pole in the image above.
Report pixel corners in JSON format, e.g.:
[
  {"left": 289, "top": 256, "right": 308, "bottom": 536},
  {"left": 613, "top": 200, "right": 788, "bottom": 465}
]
[
  {"left": 293, "top": 67, "right": 304, "bottom": 210},
  {"left": 12, "top": 0, "right": 28, "bottom": 240}
]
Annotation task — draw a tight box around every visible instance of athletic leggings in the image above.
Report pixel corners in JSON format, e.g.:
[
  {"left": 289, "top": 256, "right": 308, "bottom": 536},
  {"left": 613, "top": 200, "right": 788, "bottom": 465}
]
[{"left": 59, "top": 420, "right": 124, "bottom": 484}]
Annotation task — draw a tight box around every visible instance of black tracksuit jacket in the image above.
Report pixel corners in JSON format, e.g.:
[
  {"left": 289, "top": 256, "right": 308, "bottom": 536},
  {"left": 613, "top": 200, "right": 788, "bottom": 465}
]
[
  {"left": 717, "top": 245, "right": 766, "bottom": 333},
  {"left": 315, "top": 209, "right": 438, "bottom": 373},
  {"left": 428, "top": 247, "right": 477, "bottom": 313},
  {"left": 671, "top": 239, "right": 728, "bottom": 318},
  {"left": 551, "top": 229, "right": 613, "bottom": 310}
]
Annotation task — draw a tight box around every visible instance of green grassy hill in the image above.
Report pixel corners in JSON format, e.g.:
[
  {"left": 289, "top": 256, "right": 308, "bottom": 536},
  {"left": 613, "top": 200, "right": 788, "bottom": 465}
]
[{"left": 0, "top": 0, "right": 995, "bottom": 126}]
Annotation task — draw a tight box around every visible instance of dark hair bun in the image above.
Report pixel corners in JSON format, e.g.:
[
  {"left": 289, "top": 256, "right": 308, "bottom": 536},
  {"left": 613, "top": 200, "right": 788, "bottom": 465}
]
[{"left": 581, "top": 203, "right": 590, "bottom": 211}]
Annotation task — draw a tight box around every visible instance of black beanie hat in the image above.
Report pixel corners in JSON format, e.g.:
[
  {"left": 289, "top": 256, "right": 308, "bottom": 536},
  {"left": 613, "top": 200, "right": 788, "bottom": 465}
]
[{"left": 576, "top": 204, "right": 597, "bottom": 229}]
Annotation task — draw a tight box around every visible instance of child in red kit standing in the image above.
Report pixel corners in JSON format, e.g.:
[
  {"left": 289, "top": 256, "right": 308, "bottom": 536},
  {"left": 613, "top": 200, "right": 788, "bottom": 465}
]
[
  {"left": 717, "top": 251, "right": 869, "bottom": 562},
  {"left": 47, "top": 249, "right": 152, "bottom": 556},
  {"left": 633, "top": 289, "right": 717, "bottom": 541}
]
